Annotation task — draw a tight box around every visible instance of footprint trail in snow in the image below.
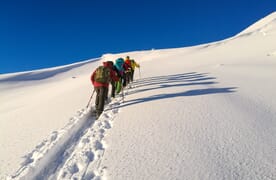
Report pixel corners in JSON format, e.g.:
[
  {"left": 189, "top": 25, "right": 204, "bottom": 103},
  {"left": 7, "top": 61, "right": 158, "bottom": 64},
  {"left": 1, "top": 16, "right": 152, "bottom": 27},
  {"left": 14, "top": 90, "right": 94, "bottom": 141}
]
[
  {"left": 8, "top": 91, "right": 125, "bottom": 180},
  {"left": 54, "top": 98, "right": 122, "bottom": 180}
]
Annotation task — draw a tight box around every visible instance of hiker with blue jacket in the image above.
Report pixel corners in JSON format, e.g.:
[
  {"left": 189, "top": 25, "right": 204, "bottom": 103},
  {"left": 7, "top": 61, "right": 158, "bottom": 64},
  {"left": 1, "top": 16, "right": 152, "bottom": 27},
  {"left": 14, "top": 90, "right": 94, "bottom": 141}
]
[{"left": 114, "top": 58, "right": 125, "bottom": 94}]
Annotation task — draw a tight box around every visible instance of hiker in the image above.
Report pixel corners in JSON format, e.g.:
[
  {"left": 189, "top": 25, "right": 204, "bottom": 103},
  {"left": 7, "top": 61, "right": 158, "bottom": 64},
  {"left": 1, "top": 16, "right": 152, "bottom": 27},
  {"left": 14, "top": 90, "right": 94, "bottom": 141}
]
[
  {"left": 125, "top": 56, "right": 140, "bottom": 82},
  {"left": 91, "top": 61, "right": 118, "bottom": 119},
  {"left": 114, "top": 58, "right": 125, "bottom": 94},
  {"left": 103, "top": 61, "right": 120, "bottom": 102},
  {"left": 124, "top": 56, "right": 133, "bottom": 85},
  {"left": 106, "top": 61, "right": 122, "bottom": 99},
  {"left": 122, "top": 58, "right": 132, "bottom": 87},
  {"left": 130, "top": 58, "right": 140, "bottom": 82}
]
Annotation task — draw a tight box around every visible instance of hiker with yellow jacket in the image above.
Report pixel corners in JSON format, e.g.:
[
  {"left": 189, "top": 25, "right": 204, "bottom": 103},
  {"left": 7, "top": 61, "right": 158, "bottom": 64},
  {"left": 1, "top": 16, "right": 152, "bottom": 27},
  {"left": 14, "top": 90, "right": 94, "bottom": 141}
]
[{"left": 125, "top": 56, "right": 140, "bottom": 82}]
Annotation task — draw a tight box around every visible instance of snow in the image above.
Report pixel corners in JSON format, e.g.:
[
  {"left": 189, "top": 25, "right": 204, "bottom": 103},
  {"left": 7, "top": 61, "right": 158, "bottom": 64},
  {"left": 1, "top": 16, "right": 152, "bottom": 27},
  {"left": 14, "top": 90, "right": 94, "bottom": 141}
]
[
  {"left": 236, "top": 12, "right": 276, "bottom": 36},
  {"left": 1, "top": 12, "right": 276, "bottom": 180}
]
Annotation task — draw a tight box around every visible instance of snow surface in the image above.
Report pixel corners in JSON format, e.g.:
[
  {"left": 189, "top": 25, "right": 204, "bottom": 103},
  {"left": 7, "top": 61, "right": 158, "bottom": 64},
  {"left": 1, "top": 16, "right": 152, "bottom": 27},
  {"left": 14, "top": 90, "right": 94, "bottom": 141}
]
[{"left": 1, "top": 12, "right": 276, "bottom": 180}]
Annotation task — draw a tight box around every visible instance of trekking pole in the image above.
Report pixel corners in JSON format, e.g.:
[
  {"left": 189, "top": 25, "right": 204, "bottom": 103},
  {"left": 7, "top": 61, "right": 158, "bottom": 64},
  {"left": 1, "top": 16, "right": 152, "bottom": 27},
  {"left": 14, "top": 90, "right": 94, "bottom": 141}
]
[
  {"left": 121, "top": 78, "right": 125, "bottom": 102},
  {"left": 86, "top": 89, "right": 96, "bottom": 109},
  {"left": 122, "top": 87, "right": 124, "bottom": 102}
]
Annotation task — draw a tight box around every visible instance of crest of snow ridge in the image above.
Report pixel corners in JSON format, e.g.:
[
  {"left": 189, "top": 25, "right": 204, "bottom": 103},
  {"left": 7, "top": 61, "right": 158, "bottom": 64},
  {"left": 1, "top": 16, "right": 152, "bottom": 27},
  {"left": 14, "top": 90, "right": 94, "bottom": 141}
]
[{"left": 236, "top": 11, "right": 276, "bottom": 37}]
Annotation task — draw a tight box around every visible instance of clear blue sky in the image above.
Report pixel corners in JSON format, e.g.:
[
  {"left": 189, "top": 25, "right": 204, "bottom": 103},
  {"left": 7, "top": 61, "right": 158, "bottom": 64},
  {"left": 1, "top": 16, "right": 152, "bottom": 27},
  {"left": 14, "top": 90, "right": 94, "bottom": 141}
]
[{"left": 0, "top": 0, "right": 275, "bottom": 74}]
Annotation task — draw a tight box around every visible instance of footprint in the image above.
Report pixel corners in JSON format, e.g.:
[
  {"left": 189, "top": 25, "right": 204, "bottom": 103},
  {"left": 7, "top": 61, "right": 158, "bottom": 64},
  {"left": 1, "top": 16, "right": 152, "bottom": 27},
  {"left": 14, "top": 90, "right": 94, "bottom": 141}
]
[
  {"left": 21, "top": 153, "right": 34, "bottom": 166},
  {"left": 103, "top": 113, "right": 110, "bottom": 119},
  {"left": 97, "top": 129, "right": 105, "bottom": 140},
  {"left": 112, "top": 108, "right": 119, "bottom": 114},
  {"left": 84, "top": 151, "right": 94, "bottom": 163},
  {"left": 81, "top": 137, "right": 90, "bottom": 144},
  {"left": 50, "top": 131, "right": 58, "bottom": 142},
  {"left": 77, "top": 110, "right": 83, "bottom": 115},
  {"left": 83, "top": 170, "right": 95, "bottom": 180},
  {"left": 103, "top": 121, "right": 111, "bottom": 129},
  {"left": 78, "top": 137, "right": 90, "bottom": 148},
  {"left": 68, "top": 163, "right": 79, "bottom": 174},
  {"left": 92, "top": 131, "right": 104, "bottom": 140},
  {"left": 98, "top": 128, "right": 105, "bottom": 134},
  {"left": 98, "top": 166, "right": 107, "bottom": 176},
  {"left": 35, "top": 141, "right": 46, "bottom": 149},
  {"left": 94, "top": 140, "right": 104, "bottom": 151},
  {"left": 95, "top": 121, "right": 103, "bottom": 128}
]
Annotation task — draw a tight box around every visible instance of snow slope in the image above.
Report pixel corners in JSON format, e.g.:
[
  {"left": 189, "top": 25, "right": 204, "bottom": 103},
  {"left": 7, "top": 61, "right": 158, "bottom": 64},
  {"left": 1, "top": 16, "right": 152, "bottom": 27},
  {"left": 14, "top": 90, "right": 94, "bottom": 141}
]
[{"left": 1, "top": 12, "right": 276, "bottom": 180}]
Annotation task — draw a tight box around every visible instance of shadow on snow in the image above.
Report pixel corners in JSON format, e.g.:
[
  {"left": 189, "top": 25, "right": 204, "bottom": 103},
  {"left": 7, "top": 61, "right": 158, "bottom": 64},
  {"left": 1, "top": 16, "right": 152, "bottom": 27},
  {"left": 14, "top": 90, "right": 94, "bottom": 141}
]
[{"left": 118, "top": 72, "right": 237, "bottom": 108}]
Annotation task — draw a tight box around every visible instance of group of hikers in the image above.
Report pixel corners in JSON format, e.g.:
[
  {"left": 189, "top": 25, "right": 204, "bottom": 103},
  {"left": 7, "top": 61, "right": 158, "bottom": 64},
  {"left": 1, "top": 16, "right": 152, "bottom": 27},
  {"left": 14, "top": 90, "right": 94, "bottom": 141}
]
[{"left": 90, "top": 56, "right": 140, "bottom": 119}]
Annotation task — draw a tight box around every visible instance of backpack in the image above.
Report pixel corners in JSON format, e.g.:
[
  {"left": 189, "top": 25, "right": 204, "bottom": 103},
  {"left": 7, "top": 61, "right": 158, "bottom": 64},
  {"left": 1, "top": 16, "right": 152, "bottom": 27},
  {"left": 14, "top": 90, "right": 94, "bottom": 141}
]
[
  {"left": 94, "top": 66, "right": 111, "bottom": 83},
  {"left": 130, "top": 59, "right": 135, "bottom": 68},
  {"left": 106, "top": 61, "right": 114, "bottom": 66}
]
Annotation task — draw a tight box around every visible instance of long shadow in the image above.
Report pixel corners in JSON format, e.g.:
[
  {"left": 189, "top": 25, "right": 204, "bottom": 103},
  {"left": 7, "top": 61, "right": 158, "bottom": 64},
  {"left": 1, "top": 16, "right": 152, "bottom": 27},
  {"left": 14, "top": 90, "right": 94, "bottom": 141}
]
[
  {"left": 127, "top": 81, "right": 218, "bottom": 96},
  {"left": 113, "top": 72, "right": 237, "bottom": 109},
  {"left": 131, "top": 72, "right": 210, "bottom": 88},
  {"left": 119, "top": 87, "right": 237, "bottom": 108},
  {"left": 0, "top": 59, "right": 99, "bottom": 82},
  {"left": 127, "top": 72, "right": 216, "bottom": 96}
]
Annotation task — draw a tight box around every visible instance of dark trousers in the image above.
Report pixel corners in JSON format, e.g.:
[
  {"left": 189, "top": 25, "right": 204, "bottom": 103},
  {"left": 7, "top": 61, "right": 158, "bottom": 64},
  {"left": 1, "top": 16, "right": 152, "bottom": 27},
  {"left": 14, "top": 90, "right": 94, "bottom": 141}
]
[
  {"left": 111, "top": 81, "right": 116, "bottom": 98},
  {"left": 95, "top": 86, "right": 108, "bottom": 118},
  {"left": 126, "top": 71, "right": 131, "bottom": 84},
  {"left": 130, "top": 69, "right": 134, "bottom": 82},
  {"left": 122, "top": 73, "right": 127, "bottom": 87},
  {"left": 123, "top": 71, "right": 131, "bottom": 87}
]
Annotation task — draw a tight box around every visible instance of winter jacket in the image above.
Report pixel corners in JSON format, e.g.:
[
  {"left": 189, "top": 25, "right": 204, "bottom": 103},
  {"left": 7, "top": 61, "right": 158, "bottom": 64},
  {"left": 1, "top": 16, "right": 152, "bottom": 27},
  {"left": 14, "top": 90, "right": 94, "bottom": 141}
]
[
  {"left": 113, "top": 66, "right": 123, "bottom": 79},
  {"left": 114, "top": 58, "right": 125, "bottom": 74},
  {"left": 123, "top": 62, "right": 132, "bottom": 72},
  {"left": 130, "top": 59, "right": 140, "bottom": 70},
  {"left": 125, "top": 59, "right": 132, "bottom": 68}
]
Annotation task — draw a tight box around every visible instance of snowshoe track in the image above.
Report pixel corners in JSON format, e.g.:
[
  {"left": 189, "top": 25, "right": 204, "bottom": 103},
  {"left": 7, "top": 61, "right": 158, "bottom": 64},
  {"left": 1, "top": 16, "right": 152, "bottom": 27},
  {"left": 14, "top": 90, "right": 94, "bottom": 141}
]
[
  {"left": 55, "top": 99, "right": 122, "bottom": 180},
  {"left": 8, "top": 93, "right": 125, "bottom": 180}
]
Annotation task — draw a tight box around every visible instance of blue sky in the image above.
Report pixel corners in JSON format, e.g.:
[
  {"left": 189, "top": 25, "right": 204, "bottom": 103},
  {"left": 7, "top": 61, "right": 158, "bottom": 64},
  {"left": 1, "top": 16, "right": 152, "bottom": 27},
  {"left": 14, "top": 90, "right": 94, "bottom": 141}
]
[{"left": 0, "top": 0, "right": 275, "bottom": 74}]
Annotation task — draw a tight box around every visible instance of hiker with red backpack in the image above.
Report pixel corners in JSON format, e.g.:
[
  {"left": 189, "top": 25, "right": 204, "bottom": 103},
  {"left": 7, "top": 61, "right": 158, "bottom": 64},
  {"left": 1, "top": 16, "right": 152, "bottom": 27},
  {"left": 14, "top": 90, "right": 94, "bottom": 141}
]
[
  {"left": 125, "top": 56, "right": 140, "bottom": 82},
  {"left": 122, "top": 59, "right": 132, "bottom": 87},
  {"left": 91, "top": 61, "right": 119, "bottom": 119},
  {"left": 124, "top": 56, "right": 132, "bottom": 85}
]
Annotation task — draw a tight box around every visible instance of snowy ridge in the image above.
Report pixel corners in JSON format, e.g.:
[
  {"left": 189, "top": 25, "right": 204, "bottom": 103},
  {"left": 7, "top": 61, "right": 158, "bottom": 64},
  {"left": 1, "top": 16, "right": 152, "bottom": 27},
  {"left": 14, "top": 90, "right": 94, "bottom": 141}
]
[
  {"left": 0, "top": 58, "right": 98, "bottom": 82},
  {"left": 236, "top": 12, "right": 276, "bottom": 37}
]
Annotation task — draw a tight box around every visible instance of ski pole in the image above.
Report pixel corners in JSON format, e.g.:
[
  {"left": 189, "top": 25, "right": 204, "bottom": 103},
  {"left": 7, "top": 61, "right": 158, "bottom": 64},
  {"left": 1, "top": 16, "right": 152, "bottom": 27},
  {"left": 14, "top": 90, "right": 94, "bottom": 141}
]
[
  {"left": 139, "top": 67, "right": 141, "bottom": 79},
  {"left": 86, "top": 89, "right": 95, "bottom": 108},
  {"left": 120, "top": 78, "right": 124, "bottom": 102},
  {"left": 122, "top": 86, "right": 124, "bottom": 102}
]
